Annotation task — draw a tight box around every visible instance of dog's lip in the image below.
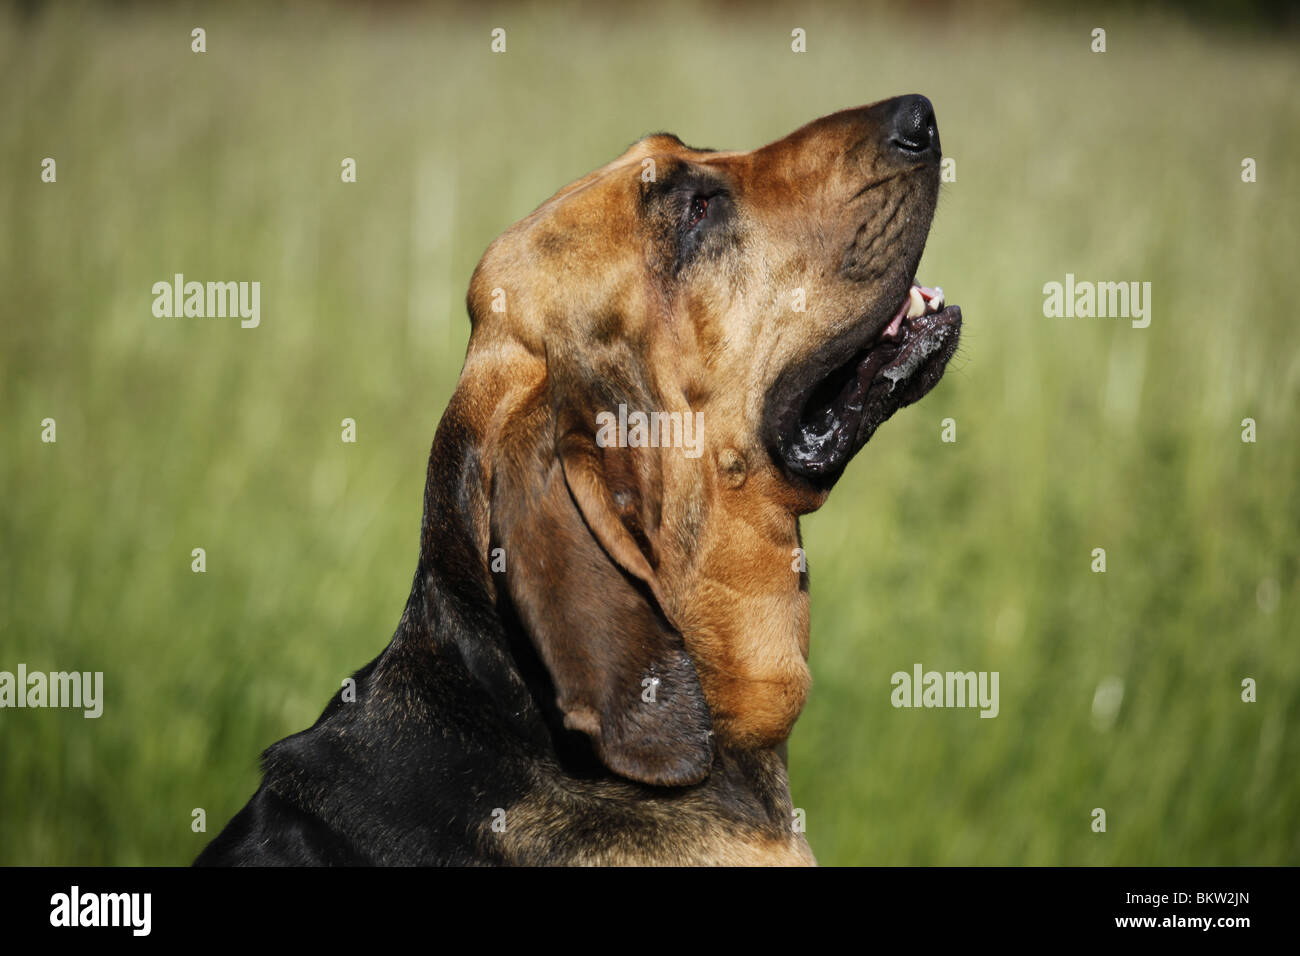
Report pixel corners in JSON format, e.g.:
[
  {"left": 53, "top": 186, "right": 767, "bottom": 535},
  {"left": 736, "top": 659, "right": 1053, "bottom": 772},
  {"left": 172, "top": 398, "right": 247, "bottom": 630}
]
[{"left": 764, "top": 283, "right": 961, "bottom": 489}]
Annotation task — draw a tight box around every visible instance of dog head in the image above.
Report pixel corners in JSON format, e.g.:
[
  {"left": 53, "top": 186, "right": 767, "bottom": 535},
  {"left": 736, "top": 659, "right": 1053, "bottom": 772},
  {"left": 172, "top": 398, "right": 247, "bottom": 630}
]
[{"left": 441, "top": 95, "right": 961, "bottom": 786}]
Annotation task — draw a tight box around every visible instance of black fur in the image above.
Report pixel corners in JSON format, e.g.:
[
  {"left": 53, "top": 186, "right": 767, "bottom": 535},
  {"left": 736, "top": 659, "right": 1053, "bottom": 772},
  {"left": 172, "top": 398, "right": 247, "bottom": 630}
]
[{"left": 194, "top": 400, "right": 796, "bottom": 866}]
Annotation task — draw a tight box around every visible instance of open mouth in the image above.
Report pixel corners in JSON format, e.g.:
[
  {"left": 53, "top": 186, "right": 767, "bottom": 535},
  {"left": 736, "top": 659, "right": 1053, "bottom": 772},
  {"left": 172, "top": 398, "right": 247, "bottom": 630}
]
[{"left": 766, "top": 281, "right": 962, "bottom": 489}]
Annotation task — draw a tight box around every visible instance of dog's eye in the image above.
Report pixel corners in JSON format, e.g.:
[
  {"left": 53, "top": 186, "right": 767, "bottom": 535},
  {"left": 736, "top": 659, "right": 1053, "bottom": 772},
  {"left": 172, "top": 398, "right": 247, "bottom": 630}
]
[
  {"left": 673, "top": 186, "right": 729, "bottom": 269},
  {"left": 687, "top": 195, "right": 710, "bottom": 229}
]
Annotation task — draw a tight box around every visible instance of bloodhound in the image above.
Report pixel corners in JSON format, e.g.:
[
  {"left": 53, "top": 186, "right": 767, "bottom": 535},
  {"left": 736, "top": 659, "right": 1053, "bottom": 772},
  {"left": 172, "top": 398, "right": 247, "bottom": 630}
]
[{"left": 196, "top": 94, "right": 961, "bottom": 866}]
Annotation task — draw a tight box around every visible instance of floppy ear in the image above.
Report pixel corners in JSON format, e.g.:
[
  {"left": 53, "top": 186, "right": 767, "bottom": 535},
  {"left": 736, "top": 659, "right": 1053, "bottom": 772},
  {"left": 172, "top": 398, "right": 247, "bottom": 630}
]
[
  {"left": 490, "top": 385, "right": 714, "bottom": 787},
  {"left": 555, "top": 428, "right": 661, "bottom": 599}
]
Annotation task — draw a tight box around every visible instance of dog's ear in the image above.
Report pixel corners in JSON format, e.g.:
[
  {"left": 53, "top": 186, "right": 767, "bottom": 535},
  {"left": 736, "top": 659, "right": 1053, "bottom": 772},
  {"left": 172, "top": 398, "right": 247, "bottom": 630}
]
[{"left": 490, "top": 378, "right": 714, "bottom": 787}]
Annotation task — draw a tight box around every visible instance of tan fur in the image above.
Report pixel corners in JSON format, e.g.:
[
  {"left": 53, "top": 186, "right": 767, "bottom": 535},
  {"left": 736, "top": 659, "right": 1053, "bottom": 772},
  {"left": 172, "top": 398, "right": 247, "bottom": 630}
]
[
  {"left": 450, "top": 102, "right": 943, "bottom": 861},
  {"left": 463, "top": 112, "right": 918, "bottom": 746}
]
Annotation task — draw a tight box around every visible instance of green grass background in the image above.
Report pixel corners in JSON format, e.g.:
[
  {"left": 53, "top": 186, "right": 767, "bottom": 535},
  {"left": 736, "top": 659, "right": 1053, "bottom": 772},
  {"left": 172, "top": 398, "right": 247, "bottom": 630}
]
[{"left": 1, "top": 1, "right": 1297, "bottom": 865}]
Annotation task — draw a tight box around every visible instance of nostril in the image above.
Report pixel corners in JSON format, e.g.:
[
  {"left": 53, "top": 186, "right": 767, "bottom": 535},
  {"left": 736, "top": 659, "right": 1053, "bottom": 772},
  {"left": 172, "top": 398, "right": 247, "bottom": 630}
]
[{"left": 889, "top": 94, "right": 939, "bottom": 154}]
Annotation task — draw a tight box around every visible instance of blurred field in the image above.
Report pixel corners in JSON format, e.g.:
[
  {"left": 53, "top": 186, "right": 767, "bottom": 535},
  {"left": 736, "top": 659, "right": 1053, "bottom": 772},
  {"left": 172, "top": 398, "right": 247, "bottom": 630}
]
[{"left": 1, "top": 1, "right": 1297, "bottom": 865}]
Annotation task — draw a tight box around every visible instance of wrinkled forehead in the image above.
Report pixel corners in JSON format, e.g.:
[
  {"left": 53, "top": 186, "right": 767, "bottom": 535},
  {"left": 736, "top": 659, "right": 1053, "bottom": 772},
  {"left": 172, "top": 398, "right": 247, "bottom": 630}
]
[
  {"left": 533, "top": 114, "right": 874, "bottom": 232},
  {"left": 516, "top": 104, "right": 891, "bottom": 239},
  {"left": 468, "top": 136, "right": 717, "bottom": 334}
]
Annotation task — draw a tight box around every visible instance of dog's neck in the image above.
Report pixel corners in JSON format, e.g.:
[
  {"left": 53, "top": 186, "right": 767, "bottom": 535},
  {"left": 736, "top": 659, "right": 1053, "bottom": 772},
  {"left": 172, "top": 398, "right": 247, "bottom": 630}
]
[
  {"left": 378, "top": 558, "right": 813, "bottom": 863},
  {"left": 335, "top": 373, "right": 815, "bottom": 862}
]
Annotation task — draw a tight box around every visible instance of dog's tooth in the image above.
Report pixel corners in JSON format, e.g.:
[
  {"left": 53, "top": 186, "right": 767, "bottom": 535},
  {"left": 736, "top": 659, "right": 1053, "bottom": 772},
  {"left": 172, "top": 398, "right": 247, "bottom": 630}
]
[
  {"left": 906, "top": 286, "right": 926, "bottom": 319},
  {"left": 929, "top": 286, "right": 944, "bottom": 311}
]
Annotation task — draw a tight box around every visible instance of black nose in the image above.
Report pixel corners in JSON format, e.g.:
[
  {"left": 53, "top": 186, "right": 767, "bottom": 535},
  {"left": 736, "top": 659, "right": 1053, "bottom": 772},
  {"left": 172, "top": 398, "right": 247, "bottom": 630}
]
[{"left": 888, "top": 94, "right": 940, "bottom": 156}]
